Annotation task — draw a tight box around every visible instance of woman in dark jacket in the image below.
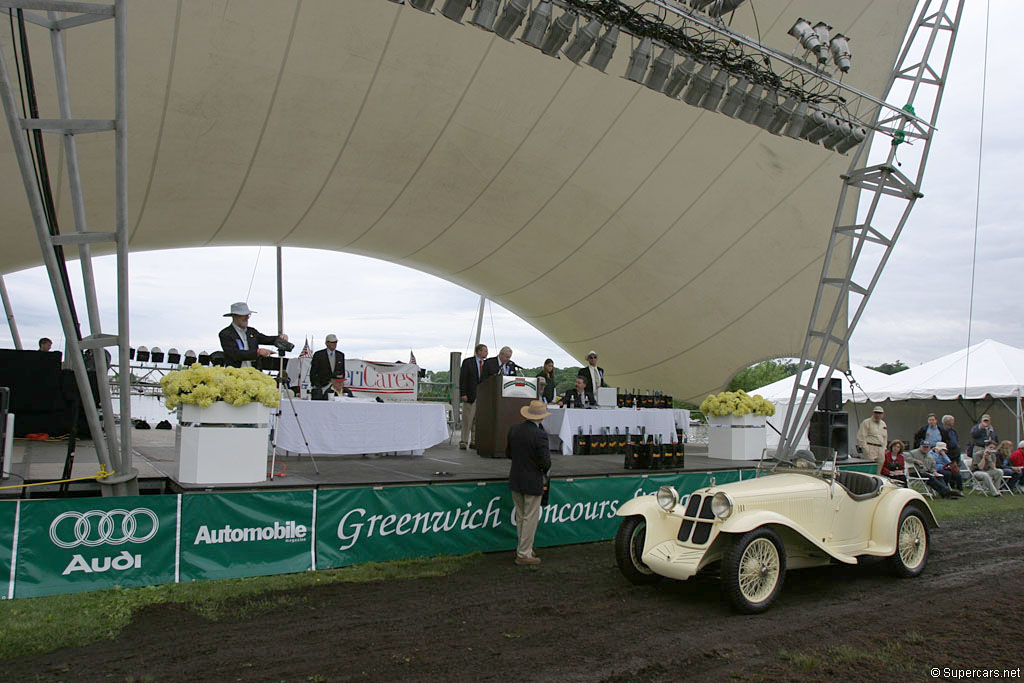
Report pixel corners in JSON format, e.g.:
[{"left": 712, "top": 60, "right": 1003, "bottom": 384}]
[{"left": 537, "top": 358, "right": 556, "bottom": 403}]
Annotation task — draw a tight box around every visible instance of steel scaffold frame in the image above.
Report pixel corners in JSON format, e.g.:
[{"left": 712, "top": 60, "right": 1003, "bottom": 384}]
[
  {"left": 776, "top": 0, "right": 966, "bottom": 460},
  {"left": 0, "top": 0, "right": 135, "bottom": 494}
]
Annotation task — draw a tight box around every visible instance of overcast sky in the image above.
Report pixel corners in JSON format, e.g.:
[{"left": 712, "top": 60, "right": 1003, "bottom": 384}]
[{"left": 0, "top": 1, "right": 1018, "bottom": 379}]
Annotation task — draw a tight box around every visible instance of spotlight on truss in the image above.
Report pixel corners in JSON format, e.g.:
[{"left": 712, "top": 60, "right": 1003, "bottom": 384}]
[
  {"left": 719, "top": 77, "right": 750, "bottom": 118},
  {"left": 624, "top": 37, "right": 653, "bottom": 83},
  {"left": 806, "top": 115, "right": 839, "bottom": 144},
  {"left": 682, "top": 62, "right": 714, "bottom": 106},
  {"left": 799, "top": 107, "right": 829, "bottom": 140},
  {"left": 588, "top": 25, "right": 619, "bottom": 72},
  {"left": 644, "top": 46, "right": 674, "bottom": 92},
  {"left": 540, "top": 11, "right": 575, "bottom": 57},
  {"left": 835, "top": 125, "right": 867, "bottom": 154},
  {"left": 788, "top": 18, "right": 820, "bottom": 53},
  {"left": 470, "top": 0, "right": 500, "bottom": 31},
  {"left": 665, "top": 57, "right": 697, "bottom": 99},
  {"left": 753, "top": 89, "right": 779, "bottom": 129},
  {"left": 767, "top": 95, "right": 800, "bottom": 135},
  {"left": 783, "top": 100, "right": 809, "bottom": 139},
  {"left": 563, "top": 18, "right": 601, "bottom": 64},
  {"left": 736, "top": 85, "right": 764, "bottom": 123},
  {"left": 822, "top": 119, "right": 853, "bottom": 150},
  {"left": 830, "top": 34, "right": 851, "bottom": 73},
  {"left": 700, "top": 68, "right": 730, "bottom": 111},
  {"left": 439, "top": 0, "right": 471, "bottom": 23},
  {"left": 520, "top": 1, "right": 552, "bottom": 48},
  {"left": 493, "top": 0, "right": 528, "bottom": 39},
  {"left": 706, "top": 0, "right": 747, "bottom": 18},
  {"left": 408, "top": 0, "right": 435, "bottom": 12},
  {"left": 812, "top": 22, "right": 832, "bottom": 63}
]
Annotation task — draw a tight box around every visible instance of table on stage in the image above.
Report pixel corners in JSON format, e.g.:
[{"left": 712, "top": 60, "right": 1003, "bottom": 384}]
[
  {"left": 542, "top": 407, "right": 679, "bottom": 456},
  {"left": 274, "top": 399, "right": 449, "bottom": 455}
]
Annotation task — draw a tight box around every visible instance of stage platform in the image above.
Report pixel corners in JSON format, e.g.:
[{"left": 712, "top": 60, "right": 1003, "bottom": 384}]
[{"left": 0, "top": 429, "right": 876, "bottom": 498}]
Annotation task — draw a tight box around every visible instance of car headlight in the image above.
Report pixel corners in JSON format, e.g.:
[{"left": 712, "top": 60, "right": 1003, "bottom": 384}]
[
  {"left": 711, "top": 492, "right": 734, "bottom": 519},
  {"left": 656, "top": 485, "right": 679, "bottom": 511}
]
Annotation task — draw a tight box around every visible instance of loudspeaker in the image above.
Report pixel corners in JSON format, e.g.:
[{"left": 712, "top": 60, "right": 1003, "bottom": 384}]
[
  {"left": 816, "top": 376, "right": 843, "bottom": 412},
  {"left": 809, "top": 410, "right": 849, "bottom": 460}
]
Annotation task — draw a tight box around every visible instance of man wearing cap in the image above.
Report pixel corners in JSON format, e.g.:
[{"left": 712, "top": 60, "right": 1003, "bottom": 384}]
[
  {"left": 310, "top": 334, "right": 346, "bottom": 400},
  {"left": 218, "top": 302, "right": 288, "bottom": 369},
  {"left": 856, "top": 406, "right": 888, "bottom": 474},
  {"left": 970, "top": 439, "right": 1005, "bottom": 496},
  {"left": 577, "top": 350, "right": 606, "bottom": 395},
  {"left": 506, "top": 400, "right": 552, "bottom": 566},
  {"left": 969, "top": 415, "right": 998, "bottom": 459},
  {"left": 905, "top": 441, "right": 958, "bottom": 499}
]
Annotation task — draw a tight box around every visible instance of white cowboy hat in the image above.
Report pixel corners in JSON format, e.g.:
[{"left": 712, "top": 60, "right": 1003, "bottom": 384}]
[{"left": 224, "top": 302, "right": 256, "bottom": 317}]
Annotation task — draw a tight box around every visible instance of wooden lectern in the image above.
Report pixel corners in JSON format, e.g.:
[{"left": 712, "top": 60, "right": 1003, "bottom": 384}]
[{"left": 474, "top": 374, "right": 539, "bottom": 458}]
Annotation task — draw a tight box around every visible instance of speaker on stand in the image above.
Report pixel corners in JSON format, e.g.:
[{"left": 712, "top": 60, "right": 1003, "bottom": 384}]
[{"left": 809, "top": 377, "right": 849, "bottom": 461}]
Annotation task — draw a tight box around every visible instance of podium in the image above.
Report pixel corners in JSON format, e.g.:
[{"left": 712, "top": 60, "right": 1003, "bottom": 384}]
[{"left": 474, "top": 374, "right": 539, "bottom": 458}]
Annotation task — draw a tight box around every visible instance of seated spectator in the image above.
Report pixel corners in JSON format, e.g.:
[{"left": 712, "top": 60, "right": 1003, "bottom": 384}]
[
  {"left": 970, "top": 440, "right": 1005, "bottom": 496},
  {"left": 904, "top": 441, "right": 958, "bottom": 499},
  {"left": 1010, "top": 441, "right": 1024, "bottom": 494},
  {"left": 558, "top": 376, "right": 595, "bottom": 408},
  {"left": 997, "top": 440, "right": 1022, "bottom": 492},
  {"left": 931, "top": 441, "right": 962, "bottom": 492},
  {"left": 881, "top": 440, "right": 907, "bottom": 486}
]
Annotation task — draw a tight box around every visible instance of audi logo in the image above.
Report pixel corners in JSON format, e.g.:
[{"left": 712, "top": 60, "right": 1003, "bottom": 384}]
[{"left": 49, "top": 508, "right": 159, "bottom": 549}]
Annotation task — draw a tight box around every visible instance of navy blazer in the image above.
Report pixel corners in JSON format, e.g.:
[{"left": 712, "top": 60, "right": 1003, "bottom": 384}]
[
  {"left": 483, "top": 356, "right": 519, "bottom": 379},
  {"left": 577, "top": 365, "right": 606, "bottom": 393},
  {"left": 506, "top": 419, "right": 551, "bottom": 496},
  {"left": 310, "top": 348, "right": 345, "bottom": 388},
  {"left": 459, "top": 355, "right": 486, "bottom": 404},
  {"left": 218, "top": 324, "right": 279, "bottom": 368}
]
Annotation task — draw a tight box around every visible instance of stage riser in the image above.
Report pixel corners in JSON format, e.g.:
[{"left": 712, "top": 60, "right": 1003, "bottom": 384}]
[{"left": 0, "top": 464, "right": 876, "bottom": 599}]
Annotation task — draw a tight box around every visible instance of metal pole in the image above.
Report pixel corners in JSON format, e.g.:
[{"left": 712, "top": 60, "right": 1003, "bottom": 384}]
[
  {"left": 276, "top": 246, "right": 283, "bottom": 336},
  {"left": 0, "top": 275, "right": 22, "bottom": 349},
  {"left": 474, "top": 295, "right": 485, "bottom": 348}
]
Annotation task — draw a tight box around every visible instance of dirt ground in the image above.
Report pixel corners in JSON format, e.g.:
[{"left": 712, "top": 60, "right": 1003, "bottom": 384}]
[{"left": 6, "top": 511, "right": 1023, "bottom": 683}]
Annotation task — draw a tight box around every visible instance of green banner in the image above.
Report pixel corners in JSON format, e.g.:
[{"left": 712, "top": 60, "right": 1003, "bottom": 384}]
[
  {"left": 0, "top": 502, "right": 15, "bottom": 600},
  {"left": 14, "top": 495, "right": 178, "bottom": 598},
  {"left": 180, "top": 491, "right": 314, "bottom": 582}
]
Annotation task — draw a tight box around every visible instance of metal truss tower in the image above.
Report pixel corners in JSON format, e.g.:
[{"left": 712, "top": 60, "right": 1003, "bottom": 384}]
[
  {"left": 0, "top": 0, "right": 135, "bottom": 495},
  {"left": 776, "top": 0, "right": 966, "bottom": 460}
]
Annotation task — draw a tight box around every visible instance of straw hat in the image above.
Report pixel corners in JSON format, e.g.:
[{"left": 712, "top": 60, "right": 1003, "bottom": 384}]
[{"left": 521, "top": 399, "right": 551, "bottom": 421}]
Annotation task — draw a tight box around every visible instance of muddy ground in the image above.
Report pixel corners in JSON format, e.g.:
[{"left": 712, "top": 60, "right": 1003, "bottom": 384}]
[{"left": 7, "top": 511, "right": 1023, "bottom": 682}]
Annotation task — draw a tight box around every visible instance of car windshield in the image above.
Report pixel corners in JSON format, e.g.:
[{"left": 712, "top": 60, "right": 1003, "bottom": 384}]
[{"left": 758, "top": 448, "right": 838, "bottom": 479}]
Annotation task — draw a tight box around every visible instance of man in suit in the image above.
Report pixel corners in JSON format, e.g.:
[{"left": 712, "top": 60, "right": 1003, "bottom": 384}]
[
  {"left": 482, "top": 346, "right": 519, "bottom": 379},
  {"left": 218, "top": 302, "right": 288, "bottom": 369},
  {"left": 506, "top": 399, "right": 551, "bottom": 566},
  {"left": 458, "top": 343, "right": 488, "bottom": 450},
  {"left": 577, "top": 350, "right": 606, "bottom": 394},
  {"left": 309, "top": 334, "right": 346, "bottom": 400},
  {"left": 559, "top": 376, "right": 595, "bottom": 409}
]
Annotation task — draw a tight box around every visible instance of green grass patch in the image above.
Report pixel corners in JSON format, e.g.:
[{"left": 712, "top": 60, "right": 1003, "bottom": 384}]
[
  {"left": 0, "top": 552, "right": 479, "bottom": 660},
  {"left": 926, "top": 489, "right": 1024, "bottom": 521},
  {"left": 778, "top": 642, "right": 914, "bottom": 675}
]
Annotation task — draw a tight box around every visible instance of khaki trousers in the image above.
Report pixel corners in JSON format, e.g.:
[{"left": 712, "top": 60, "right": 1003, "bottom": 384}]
[
  {"left": 863, "top": 445, "right": 885, "bottom": 474},
  {"left": 460, "top": 400, "right": 477, "bottom": 446},
  {"left": 511, "top": 491, "right": 542, "bottom": 559}
]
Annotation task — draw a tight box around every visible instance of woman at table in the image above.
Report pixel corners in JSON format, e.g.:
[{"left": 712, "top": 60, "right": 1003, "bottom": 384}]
[
  {"left": 537, "top": 358, "right": 556, "bottom": 403},
  {"left": 881, "top": 440, "right": 907, "bottom": 486}
]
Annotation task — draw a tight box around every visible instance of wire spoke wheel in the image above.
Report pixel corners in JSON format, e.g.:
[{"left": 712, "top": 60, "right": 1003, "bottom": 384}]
[
  {"left": 615, "top": 516, "right": 661, "bottom": 585},
  {"left": 738, "top": 538, "right": 780, "bottom": 603},
  {"left": 723, "top": 527, "right": 786, "bottom": 613},
  {"left": 897, "top": 514, "right": 927, "bottom": 570}
]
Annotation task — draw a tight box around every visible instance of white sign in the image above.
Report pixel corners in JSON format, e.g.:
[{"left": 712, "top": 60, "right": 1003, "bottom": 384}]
[{"left": 286, "top": 358, "right": 419, "bottom": 401}]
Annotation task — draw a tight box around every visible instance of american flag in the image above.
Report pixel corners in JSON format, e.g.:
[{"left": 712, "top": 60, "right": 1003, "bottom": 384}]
[
  {"left": 299, "top": 337, "right": 312, "bottom": 358},
  {"left": 409, "top": 349, "right": 417, "bottom": 364}
]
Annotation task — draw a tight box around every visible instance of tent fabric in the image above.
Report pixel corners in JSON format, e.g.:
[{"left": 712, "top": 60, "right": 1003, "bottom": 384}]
[
  {"left": 0, "top": 1, "right": 916, "bottom": 402},
  {"left": 856, "top": 339, "right": 1024, "bottom": 401}
]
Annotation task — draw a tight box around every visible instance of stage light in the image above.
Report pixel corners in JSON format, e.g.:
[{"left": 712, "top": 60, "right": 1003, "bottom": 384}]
[
  {"left": 799, "top": 107, "right": 828, "bottom": 140},
  {"left": 834, "top": 124, "right": 867, "bottom": 154},
  {"left": 664, "top": 57, "right": 696, "bottom": 98},
  {"left": 439, "top": 0, "right": 471, "bottom": 23},
  {"left": 588, "top": 25, "right": 619, "bottom": 72},
  {"left": 520, "top": 0, "right": 552, "bottom": 48},
  {"left": 539, "top": 11, "right": 574, "bottom": 57},
  {"left": 719, "top": 77, "right": 749, "bottom": 118},
  {"left": 752, "top": 89, "right": 779, "bottom": 129},
  {"left": 644, "top": 46, "right": 673, "bottom": 92},
  {"left": 783, "top": 100, "right": 809, "bottom": 138},
  {"left": 128, "top": 347, "right": 135, "bottom": 360},
  {"left": 136, "top": 345, "right": 150, "bottom": 362},
  {"left": 408, "top": 0, "right": 435, "bottom": 12},
  {"left": 767, "top": 95, "right": 799, "bottom": 135},
  {"left": 184, "top": 350, "right": 197, "bottom": 365},
  {"left": 624, "top": 37, "right": 652, "bottom": 83},
  {"left": 706, "top": 0, "right": 746, "bottom": 19},
  {"left": 822, "top": 119, "right": 853, "bottom": 150},
  {"left": 812, "top": 22, "right": 832, "bottom": 63},
  {"left": 198, "top": 351, "right": 211, "bottom": 366},
  {"left": 167, "top": 348, "right": 181, "bottom": 365},
  {"left": 493, "top": 0, "right": 528, "bottom": 40},
  {"left": 788, "top": 18, "right": 820, "bottom": 53},
  {"left": 830, "top": 34, "right": 851, "bottom": 73},
  {"left": 681, "top": 62, "right": 714, "bottom": 106},
  {"left": 150, "top": 346, "right": 165, "bottom": 363},
  {"left": 736, "top": 85, "right": 763, "bottom": 123},
  {"left": 563, "top": 18, "right": 601, "bottom": 64},
  {"left": 470, "top": 0, "right": 500, "bottom": 31},
  {"left": 807, "top": 114, "right": 839, "bottom": 144},
  {"left": 700, "top": 68, "right": 730, "bottom": 111}
]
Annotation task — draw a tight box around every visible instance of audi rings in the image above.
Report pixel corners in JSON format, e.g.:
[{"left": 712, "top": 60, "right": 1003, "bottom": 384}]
[{"left": 49, "top": 508, "right": 159, "bottom": 548}]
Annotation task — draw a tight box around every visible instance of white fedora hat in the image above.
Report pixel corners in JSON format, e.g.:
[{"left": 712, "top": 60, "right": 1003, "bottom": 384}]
[{"left": 224, "top": 302, "right": 256, "bottom": 317}]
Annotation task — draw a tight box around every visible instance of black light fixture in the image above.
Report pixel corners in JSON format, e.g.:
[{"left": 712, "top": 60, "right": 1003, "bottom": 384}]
[
  {"left": 197, "top": 351, "right": 211, "bottom": 366},
  {"left": 167, "top": 347, "right": 181, "bottom": 364},
  {"left": 150, "top": 346, "right": 165, "bottom": 363},
  {"left": 136, "top": 345, "right": 150, "bottom": 362},
  {"left": 128, "top": 346, "right": 136, "bottom": 360},
  {"left": 184, "top": 349, "right": 197, "bottom": 366}
]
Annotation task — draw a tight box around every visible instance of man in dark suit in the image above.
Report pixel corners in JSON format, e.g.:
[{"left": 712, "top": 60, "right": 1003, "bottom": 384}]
[
  {"left": 218, "top": 302, "right": 288, "bottom": 369},
  {"left": 507, "top": 400, "right": 551, "bottom": 566},
  {"left": 458, "top": 343, "right": 488, "bottom": 450},
  {"left": 577, "top": 349, "right": 606, "bottom": 394},
  {"left": 309, "top": 334, "right": 346, "bottom": 400},
  {"left": 558, "top": 376, "right": 595, "bottom": 408},
  {"left": 482, "top": 345, "right": 519, "bottom": 379}
]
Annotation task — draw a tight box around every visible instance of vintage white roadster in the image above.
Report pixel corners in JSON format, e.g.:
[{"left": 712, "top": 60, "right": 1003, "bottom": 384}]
[{"left": 614, "top": 456, "right": 937, "bottom": 613}]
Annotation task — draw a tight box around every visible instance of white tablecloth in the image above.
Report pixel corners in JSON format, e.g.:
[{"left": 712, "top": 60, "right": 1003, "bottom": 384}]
[
  {"left": 275, "top": 399, "right": 448, "bottom": 455},
  {"left": 542, "top": 407, "right": 679, "bottom": 456},
  {"left": 672, "top": 409, "right": 691, "bottom": 436}
]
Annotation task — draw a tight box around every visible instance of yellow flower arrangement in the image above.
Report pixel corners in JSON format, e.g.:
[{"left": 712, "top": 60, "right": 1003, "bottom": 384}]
[
  {"left": 700, "top": 390, "right": 775, "bottom": 418},
  {"left": 160, "top": 364, "right": 281, "bottom": 410}
]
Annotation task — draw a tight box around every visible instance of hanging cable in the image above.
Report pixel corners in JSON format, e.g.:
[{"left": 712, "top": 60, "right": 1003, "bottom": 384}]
[
  {"left": 488, "top": 300, "right": 498, "bottom": 351},
  {"left": 964, "top": 0, "right": 991, "bottom": 395},
  {"left": 244, "top": 247, "right": 262, "bottom": 303}
]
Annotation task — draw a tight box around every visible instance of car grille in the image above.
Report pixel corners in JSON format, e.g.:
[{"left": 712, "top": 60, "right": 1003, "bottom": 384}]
[{"left": 676, "top": 493, "right": 714, "bottom": 545}]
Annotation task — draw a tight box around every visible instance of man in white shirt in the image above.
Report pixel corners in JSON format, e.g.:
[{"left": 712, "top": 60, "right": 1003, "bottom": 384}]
[{"left": 577, "top": 350, "right": 606, "bottom": 394}]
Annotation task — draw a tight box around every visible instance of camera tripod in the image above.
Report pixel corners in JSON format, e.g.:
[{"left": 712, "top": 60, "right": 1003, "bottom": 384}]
[{"left": 269, "top": 353, "right": 319, "bottom": 476}]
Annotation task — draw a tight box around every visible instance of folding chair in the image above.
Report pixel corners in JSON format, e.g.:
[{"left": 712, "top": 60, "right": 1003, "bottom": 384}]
[
  {"left": 958, "top": 456, "right": 985, "bottom": 496},
  {"left": 905, "top": 463, "right": 934, "bottom": 499},
  {"left": 1000, "top": 474, "right": 1015, "bottom": 496}
]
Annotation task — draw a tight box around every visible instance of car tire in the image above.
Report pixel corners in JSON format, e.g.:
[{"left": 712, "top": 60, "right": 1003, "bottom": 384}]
[
  {"left": 614, "top": 516, "right": 661, "bottom": 585},
  {"left": 721, "top": 527, "right": 786, "bottom": 614},
  {"left": 888, "top": 506, "right": 929, "bottom": 577}
]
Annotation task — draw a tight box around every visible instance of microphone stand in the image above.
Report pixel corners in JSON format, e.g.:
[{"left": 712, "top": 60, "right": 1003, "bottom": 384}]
[{"left": 271, "top": 351, "right": 319, "bottom": 476}]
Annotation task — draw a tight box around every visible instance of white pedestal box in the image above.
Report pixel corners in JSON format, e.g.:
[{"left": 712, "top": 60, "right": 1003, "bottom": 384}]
[
  {"left": 707, "top": 414, "right": 767, "bottom": 461},
  {"left": 176, "top": 402, "right": 271, "bottom": 484}
]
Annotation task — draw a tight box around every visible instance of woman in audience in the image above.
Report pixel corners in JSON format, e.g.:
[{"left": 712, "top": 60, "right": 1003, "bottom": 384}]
[
  {"left": 1010, "top": 441, "right": 1024, "bottom": 494},
  {"left": 537, "top": 358, "right": 556, "bottom": 403},
  {"left": 881, "top": 440, "right": 907, "bottom": 486}
]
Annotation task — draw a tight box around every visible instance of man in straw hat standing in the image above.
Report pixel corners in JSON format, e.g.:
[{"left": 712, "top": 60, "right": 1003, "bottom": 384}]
[
  {"left": 507, "top": 399, "right": 552, "bottom": 566},
  {"left": 856, "top": 406, "right": 888, "bottom": 474},
  {"left": 218, "top": 302, "right": 289, "bottom": 368}
]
